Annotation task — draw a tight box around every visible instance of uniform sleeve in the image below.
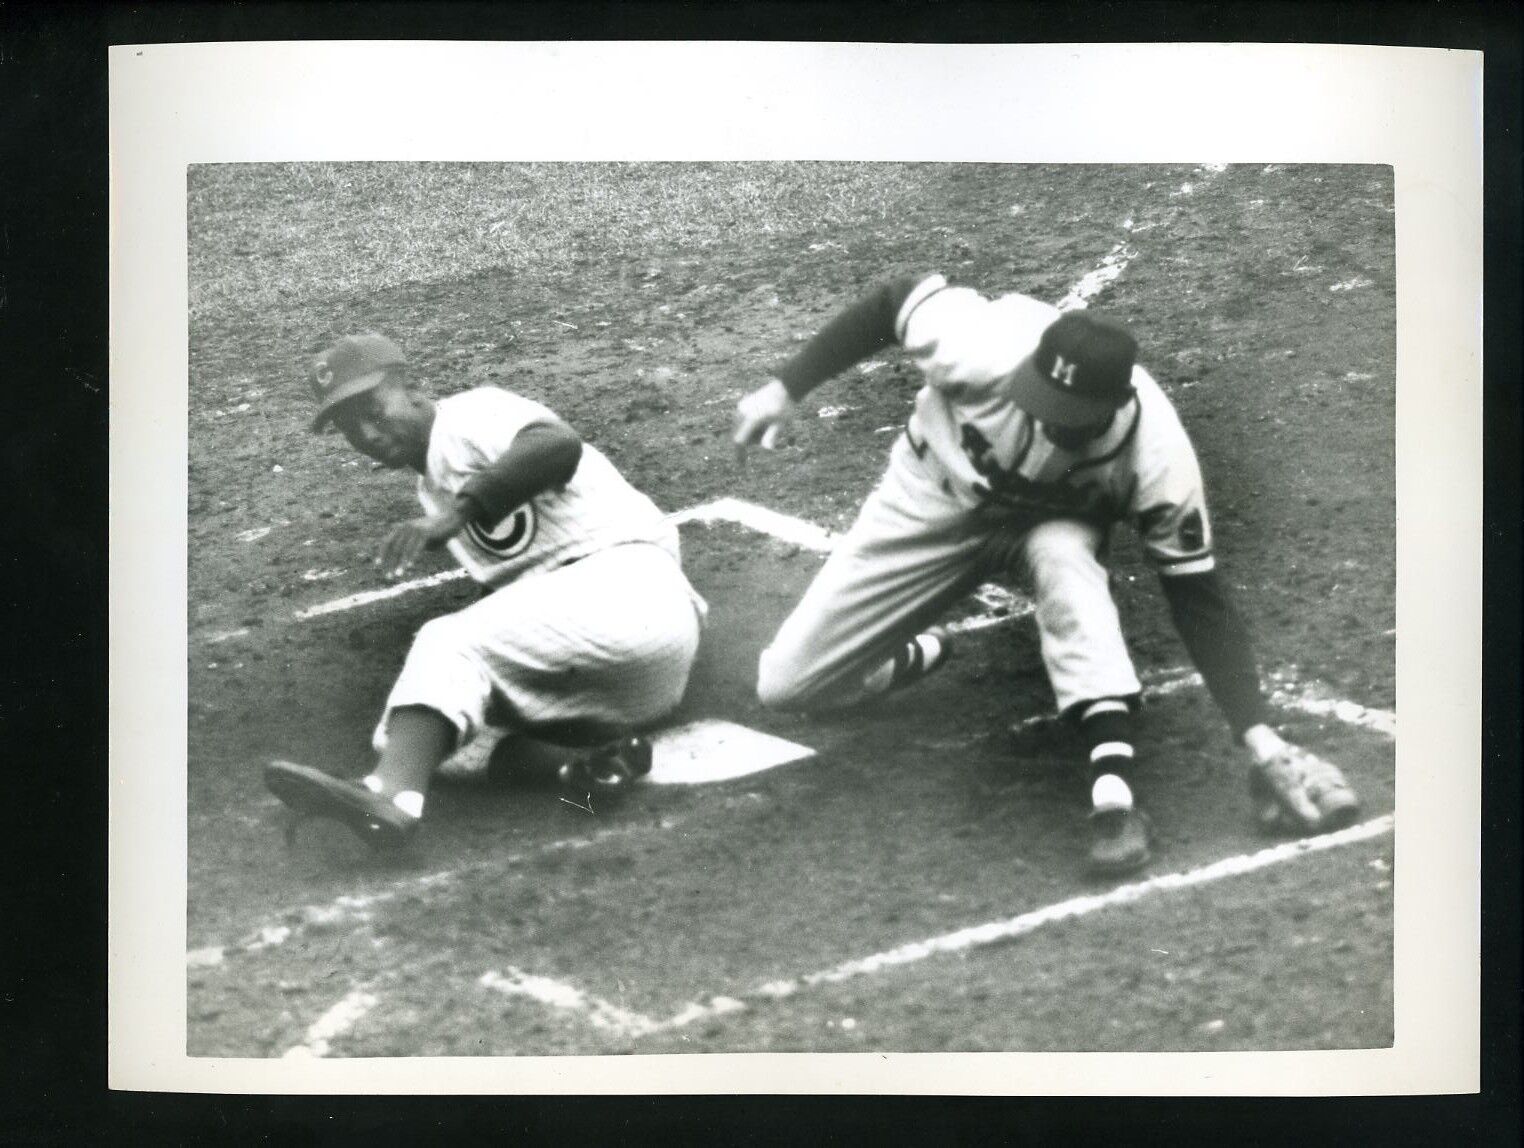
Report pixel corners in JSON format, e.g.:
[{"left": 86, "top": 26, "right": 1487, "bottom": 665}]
[
  {"left": 428, "top": 389, "right": 559, "bottom": 496},
  {"left": 774, "top": 274, "right": 935, "bottom": 399},
  {"left": 1127, "top": 391, "right": 1216, "bottom": 576},
  {"left": 1158, "top": 570, "right": 1271, "bottom": 738},
  {"left": 458, "top": 422, "right": 582, "bottom": 524}
]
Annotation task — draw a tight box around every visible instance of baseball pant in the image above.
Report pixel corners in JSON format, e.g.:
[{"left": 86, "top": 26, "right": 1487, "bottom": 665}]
[
  {"left": 757, "top": 433, "right": 1142, "bottom": 714},
  {"left": 375, "top": 541, "right": 703, "bottom": 750}
]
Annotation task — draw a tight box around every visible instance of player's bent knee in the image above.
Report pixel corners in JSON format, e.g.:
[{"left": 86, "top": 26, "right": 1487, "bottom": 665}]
[
  {"left": 1024, "top": 521, "right": 1105, "bottom": 588},
  {"left": 1036, "top": 596, "right": 1082, "bottom": 641},
  {"left": 756, "top": 645, "right": 813, "bottom": 710}
]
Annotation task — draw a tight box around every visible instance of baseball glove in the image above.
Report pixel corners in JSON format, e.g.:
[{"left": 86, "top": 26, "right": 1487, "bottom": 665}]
[{"left": 1250, "top": 743, "right": 1361, "bottom": 835}]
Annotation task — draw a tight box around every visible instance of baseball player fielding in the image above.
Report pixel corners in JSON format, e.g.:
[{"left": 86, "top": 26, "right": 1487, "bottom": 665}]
[{"left": 733, "top": 272, "right": 1361, "bottom": 876}]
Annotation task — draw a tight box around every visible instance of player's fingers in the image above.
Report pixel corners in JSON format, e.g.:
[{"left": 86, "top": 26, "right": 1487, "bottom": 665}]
[
  {"left": 732, "top": 411, "right": 760, "bottom": 448},
  {"left": 733, "top": 417, "right": 765, "bottom": 463},
  {"left": 760, "top": 423, "right": 783, "bottom": 450},
  {"left": 379, "top": 527, "right": 415, "bottom": 577},
  {"left": 391, "top": 534, "right": 425, "bottom": 579}
]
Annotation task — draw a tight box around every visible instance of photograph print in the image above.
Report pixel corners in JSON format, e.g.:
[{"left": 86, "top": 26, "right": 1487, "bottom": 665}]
[{"left": 185, "top": 161, "right": 1396, "bottom": 1057}]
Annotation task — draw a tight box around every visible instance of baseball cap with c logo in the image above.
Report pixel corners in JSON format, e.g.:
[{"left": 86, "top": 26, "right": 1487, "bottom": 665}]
[{"left": 309, "top": 333, "right": 409, "bottom": 432}]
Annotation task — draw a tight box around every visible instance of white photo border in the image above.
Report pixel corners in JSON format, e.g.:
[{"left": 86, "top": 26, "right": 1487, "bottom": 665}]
[{"left": 109, "top": 41, "right": 1482, "bottom": 1095}]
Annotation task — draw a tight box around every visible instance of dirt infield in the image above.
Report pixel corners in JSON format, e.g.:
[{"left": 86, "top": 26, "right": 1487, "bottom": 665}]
[{"left": 187, "top": 163, "right": 1394, "bottom": 1056}]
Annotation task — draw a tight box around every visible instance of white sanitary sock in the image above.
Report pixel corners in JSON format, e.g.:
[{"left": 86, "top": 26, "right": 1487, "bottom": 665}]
[{"left": 362, "top": 775, "right": 424, "bottom": 820}]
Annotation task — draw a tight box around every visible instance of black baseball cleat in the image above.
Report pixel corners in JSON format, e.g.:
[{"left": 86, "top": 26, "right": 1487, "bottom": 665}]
[
  {"left": 556, "top": 735, "right": 653, "bottom": 808},
  {"left": 1086, "top": 806, "right": 1153, "bottom": 877},
  {"left": 265, "top": 760, "right": 419, "bottom": 851}
]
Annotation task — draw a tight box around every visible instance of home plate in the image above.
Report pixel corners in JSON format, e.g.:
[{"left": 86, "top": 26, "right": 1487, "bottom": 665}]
[{"left": 648, "top": 719, "right": 816, "bottom": 785}]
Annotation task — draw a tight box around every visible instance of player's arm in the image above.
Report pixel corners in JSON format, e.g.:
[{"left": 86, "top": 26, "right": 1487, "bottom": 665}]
[
  {"left": 1135, "top": 404, "right": 1358, "bottom": 829},
  {"left": 734, "top": 273, "right": 936, "bottom": 451},
  {"left": 1141, "top": 493, "right": 1297, "bottom": 759},
  {"left": 1156, "top": 567, "right": 1271, "bottom": 740},
  {"left": 1131, "top": 409, "right": 1274, "bottom": 743},
  {"left": 1158, "top": 564, "right": 1340, "bottom": 828},
  {"left": 379, "top": 421, "right": 581, "bottom": 577}
]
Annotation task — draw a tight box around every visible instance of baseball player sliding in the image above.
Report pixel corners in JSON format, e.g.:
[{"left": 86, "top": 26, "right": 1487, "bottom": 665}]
[
  {"left": 734, "top": 273, "right": 1360, "bottom": 875},
  {"left": 265, "top": 334, "right": 706, "bottom": 850}
]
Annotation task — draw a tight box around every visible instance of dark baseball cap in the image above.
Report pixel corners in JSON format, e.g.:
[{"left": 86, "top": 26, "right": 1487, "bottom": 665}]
[
  {"left": 1007, "top": 310, "right": 1138, "bottom": 427},
  {"left": 309, "top": 333, "right": 408, "bottom": 431}
]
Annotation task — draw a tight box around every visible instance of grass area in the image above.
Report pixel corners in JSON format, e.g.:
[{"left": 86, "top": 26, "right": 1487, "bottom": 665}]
[{"left": 188, "top": 162, "right": 943, "bottom": 321}]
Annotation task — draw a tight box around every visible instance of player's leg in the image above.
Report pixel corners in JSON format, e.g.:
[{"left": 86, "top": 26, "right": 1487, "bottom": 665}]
[
  {"left": 264, "top": 605, "right": 498, "bottom": 848},
  {"left": 318, "top": 541, "right": 699, "bottom": 829},
  {"left": 1018, "top": 518, "right": 1150, "bottom": 874},
  {"left": 455, "top": 541, "right": 702, "bottom": 794},
  {"left": 757, "top": 435, "right": 989, "bottom": 712},
  {"left": 477, "top": 542, "right": 702, "bottom": 732},
  {"left": 343, "top": 599, "right": 513, "bottom": 836}
]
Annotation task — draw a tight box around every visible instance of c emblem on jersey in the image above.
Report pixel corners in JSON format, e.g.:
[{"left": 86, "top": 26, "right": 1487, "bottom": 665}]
[{"left": 465, "top": 504, "right": 538, "bottom": 559}]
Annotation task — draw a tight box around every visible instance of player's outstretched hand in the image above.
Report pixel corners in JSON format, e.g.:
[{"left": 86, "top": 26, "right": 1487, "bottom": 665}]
[
  {"left": 378, "top": 506, "right": 467, "bottom": 581},
  {"left": 1241, "top": 723, "right": 1361, "bottom": 835},
  {"left": 733, "top": 377, "right": 796, "bottom": 460}
]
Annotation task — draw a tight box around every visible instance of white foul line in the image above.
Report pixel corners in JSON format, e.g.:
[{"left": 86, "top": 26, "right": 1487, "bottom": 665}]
[
  {"left": 281, "top": 986, "right": 379, "bottom": 1058},
  {"left": 1055, "top": 241, "right": 1137, "bottom": 312},
  {"left": 480, "top": 813, "right": 1395, "bottom": 1040},
  {"left": 1053, "top": 162, "right": 1226, "bottom": 313},
  {"left": 1268, "top": 673, "right": 1396, "bottom": 738},
  {"left": 764, "top": 815, "right": 1394, "bottom": 996},
  {"left": 295, "top": 566, "right": 469, "bottom": 620}
]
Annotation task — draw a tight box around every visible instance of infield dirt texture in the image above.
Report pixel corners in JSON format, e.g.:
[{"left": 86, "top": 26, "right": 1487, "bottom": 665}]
[{"left": 186, "top": 163, "right": 1395, "bottom": 1057}]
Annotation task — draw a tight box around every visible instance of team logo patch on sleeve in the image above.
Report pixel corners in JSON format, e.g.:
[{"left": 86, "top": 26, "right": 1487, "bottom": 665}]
[{"left": 465, "top": 504, "right": 537, "bottom": 559}]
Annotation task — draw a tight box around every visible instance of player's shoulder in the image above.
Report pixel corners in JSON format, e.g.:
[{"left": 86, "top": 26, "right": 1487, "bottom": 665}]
[
  {"left": 1130, "top": 367, "right": 1179, "bottom": 418},
  {"left": 899, "top": 278, "right": 1055, "bottom": 341},
  {"left": 1129, "top": 366, "right": 1196, "bottom": 454},
  {"left": 990, "top": 290, "right": 1060, "bottom": 333},
  {"left": 440, "top": 385, "right": 555, "bottom": 422},
  {"left": 439, "top": 384, "right": 531, "bottom": 409}
]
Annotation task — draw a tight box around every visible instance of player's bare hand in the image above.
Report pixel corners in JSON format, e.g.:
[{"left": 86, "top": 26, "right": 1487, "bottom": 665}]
[
  {"left": 733, "top": 378, "right": 795, "bottom": 460},
  {"left": 378, "top": 507, "right": 466, "bottom": 580}
]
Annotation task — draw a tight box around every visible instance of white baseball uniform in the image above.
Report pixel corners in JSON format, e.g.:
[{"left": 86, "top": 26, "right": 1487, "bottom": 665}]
[
  {"left": 377, "top": 387, "right": 705, "bottom": 748},
  {"left": 759, "top": 275, "right": 1222, "bottom": 717}
]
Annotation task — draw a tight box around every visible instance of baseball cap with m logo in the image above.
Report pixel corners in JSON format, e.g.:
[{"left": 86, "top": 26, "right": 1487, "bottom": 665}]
[{"left": 1007, "top": 310, "right": 1139, "bottom": 427}]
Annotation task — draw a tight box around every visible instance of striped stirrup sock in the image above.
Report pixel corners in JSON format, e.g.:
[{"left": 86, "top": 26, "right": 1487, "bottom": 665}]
[{"left": 864, "top": 630, "right": 950, "bottom": 696}]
